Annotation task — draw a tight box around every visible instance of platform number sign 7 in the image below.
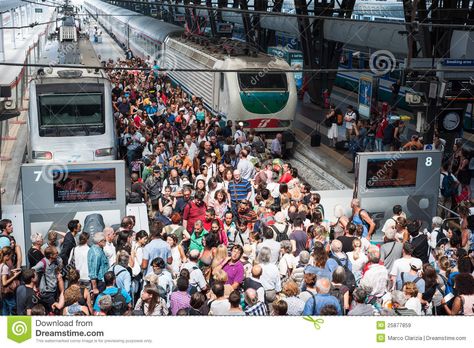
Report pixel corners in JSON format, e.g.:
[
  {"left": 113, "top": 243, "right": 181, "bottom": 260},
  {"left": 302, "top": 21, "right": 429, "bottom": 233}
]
[
  {"left": 34, "top": 170, "right": 42, "bottom": 182},
  {"left": 425, "top": 157, "right": 432, "bottom": 167}
]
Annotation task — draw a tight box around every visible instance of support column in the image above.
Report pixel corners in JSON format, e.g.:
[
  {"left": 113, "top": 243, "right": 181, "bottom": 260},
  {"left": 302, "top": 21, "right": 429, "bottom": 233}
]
[
  {"left": 0, "top": 14, "right": 5, "bottom": 62},
  {"left": 10, "top": 9, "right": 16, "bottom": 49},
  {"left": 20, "top": 6, "right": 26, "bottom": 39}
]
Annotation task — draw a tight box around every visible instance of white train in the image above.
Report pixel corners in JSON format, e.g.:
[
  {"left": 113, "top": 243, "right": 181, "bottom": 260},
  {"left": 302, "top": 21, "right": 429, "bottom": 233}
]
[
  {"left": 28, "top": 19, "right": 116, "bottom": 164},
  {"left": 84, "top": 0, "right": 297, "bottom": 132}
]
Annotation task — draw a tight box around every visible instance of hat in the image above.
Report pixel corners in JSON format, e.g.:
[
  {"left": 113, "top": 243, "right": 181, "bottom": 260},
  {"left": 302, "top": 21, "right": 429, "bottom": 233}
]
[
  {"left": 238, "top": 122, "right": 244, "bottom": 127},
  {"left": 153, "top": 166, "right": 160, "bottom": 173},
  {"left": 274, "top": 212, "right": 286, "bottom": 224},
  {"left": 409, "top": 259, "right": 422, "bottom": 271},
  {"left": 140, "top": 137, "right": 146, "bottom": 143}
]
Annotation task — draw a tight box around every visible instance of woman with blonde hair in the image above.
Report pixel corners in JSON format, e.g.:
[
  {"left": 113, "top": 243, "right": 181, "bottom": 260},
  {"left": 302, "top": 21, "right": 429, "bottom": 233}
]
[
  {"left": 62, "top": 285, "right": 90, "bottom": 316},
  {"left": 209, "top": 269, "right": 233, "bottom": 298},
  {"left": 403, "top": 281, "right": 422, "bottom": 315},
  {"left": 211, "top": 245, "right": 228, "bottom": 271}
]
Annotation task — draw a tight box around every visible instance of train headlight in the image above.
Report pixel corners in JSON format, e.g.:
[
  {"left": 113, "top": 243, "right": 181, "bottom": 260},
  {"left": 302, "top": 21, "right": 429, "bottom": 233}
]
[
  {"left": 32, "top": 151, "right": 52, "bottom": 160},
  {"left": 279, "top": 120, "right": 291, "bottom": 128},
  {"left": 95, "top": 148, "right": 113, "bottom": 157}
]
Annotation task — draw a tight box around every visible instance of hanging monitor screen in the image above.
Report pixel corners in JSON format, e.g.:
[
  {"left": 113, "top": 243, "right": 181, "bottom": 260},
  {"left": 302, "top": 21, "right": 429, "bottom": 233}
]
[
  {"left": 366, "top": 158, "right": 418, "bottom": 189},
  {"left": 53, "top": 168, "right": 117, "bottom": 203}
]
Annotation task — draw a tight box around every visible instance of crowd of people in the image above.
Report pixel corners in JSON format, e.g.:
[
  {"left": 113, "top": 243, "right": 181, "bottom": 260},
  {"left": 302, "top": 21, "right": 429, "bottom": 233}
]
[{"left": 1, "top": 55, "right": 474, "bottom": 317}]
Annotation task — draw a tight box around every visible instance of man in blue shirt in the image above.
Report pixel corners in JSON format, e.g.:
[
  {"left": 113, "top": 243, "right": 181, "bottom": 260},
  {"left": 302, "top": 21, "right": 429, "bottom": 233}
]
[
  {"left": 93, "top": 271, "right": 132, "bottom": 315},
  {"left": 227, "top": 170, "right": 252, "bottom": 215},
  {"left": 87, "top": 232, "right": 110, "bottom": 296},
  {"left": 141, "top": 227, "right": 172, "bottom": 275},
  {"left": 303, "top": 278, "right": 342, "bottom": 315}
]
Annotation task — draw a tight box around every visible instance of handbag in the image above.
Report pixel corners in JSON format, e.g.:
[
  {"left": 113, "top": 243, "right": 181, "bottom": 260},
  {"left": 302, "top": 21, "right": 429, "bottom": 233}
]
[{"left": 0, "top": 264, "right": 20, "bottom": 296}]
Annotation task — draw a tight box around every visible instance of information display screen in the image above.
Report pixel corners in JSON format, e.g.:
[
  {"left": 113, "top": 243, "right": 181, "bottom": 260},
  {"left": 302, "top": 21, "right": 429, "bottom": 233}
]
[
  {"left": 366, "top": 158, "right": 418, "bottom": 189},
  {"left": 53, "top": 168, "right": 116, "bottom": 203}
]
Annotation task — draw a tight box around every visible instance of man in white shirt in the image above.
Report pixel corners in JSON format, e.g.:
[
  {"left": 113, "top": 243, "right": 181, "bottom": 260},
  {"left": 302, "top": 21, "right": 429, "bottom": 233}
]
[
  {"left": 425, "top": 216, "right": 448, "bottom": 249},
  {"left": 184, "top": 135, "right": 198, "bottom": 161},
  {"left": 234, "top": 122, "right": 247, "bottom": 142},
  {"left": 381, "top": 204, "right": 406, "bottom": 236},
  {"left": 389, "top": 242, "right": 421, "bottom": 289},
  {"left": 181, "top": 250, "right": 208, "bottom": 293},
  {"left": 237, "top": 149, "right": 255, "bottom": 180},
  {"left": 256, "top": 227, "right": 281, "bottom": 264},
  {"left": 103, "top": 227, "right": 116, "bottom": 266},
  {"left": 344, "top": 105, "right": 357, "bottom": 140},
  {"left": 360, "top": 247, "right": 389, "bottom": 298}
]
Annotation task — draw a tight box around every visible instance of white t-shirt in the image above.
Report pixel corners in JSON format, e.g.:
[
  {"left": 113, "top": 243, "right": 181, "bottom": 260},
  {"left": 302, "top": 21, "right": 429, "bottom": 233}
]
[
  {"left": 209, "top": 299, "right": 231, "bottom": 315},
  {"left": 389, "top": 257, "right": 421, "bottom": 277},
  {"left": 345, "top": 111, "right": 356, "bottom": 129},
  {"left": 405, "top": 297, "right": 422, "bottom": 315},
  {"left": 279, "top": 253, "right": 297, "bottom": 278},
  {"left": 69, "top": 244, "right": 90, "bottom": 280},
  {"left": 104, "top": 241, "right": 116, "bottom": 266}
]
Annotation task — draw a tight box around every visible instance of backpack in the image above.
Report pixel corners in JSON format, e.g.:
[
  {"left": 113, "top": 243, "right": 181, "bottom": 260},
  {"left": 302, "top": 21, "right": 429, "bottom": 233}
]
[
  {"left": 329, "top": 285, "right": 346, "bottom": 313},
  {"left": 106, "top": 289, "right": 128, "bottom": 315},
  {"left": 336, "top": 109, "right": 344, "bottom": 126},
  {"left": 435, "top": 228, "right": 449, "bottom": 247},
  {"left": 399, "top": 272, "right": 422, "bottom": 290},
  {"left": 315, "top": 204, "right": 325, "bottom": 219},
  {"left": 270, "top": 224, "right": 290, "bottom": 242},
  {"left": 440, "top": 173, "right": 457, "bottom": 198},
  {"left": 253, "top": 139, "right": 266, "bottom": 153},
  {"left": 332, "top": 255, "right": 356, "bottom": 292}
]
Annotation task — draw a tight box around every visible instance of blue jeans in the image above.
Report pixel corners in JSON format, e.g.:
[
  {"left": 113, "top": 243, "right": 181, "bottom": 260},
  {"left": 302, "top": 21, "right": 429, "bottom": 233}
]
[
  {"left": 375, "top": 138, "right": 383, "bottom": 152},
  {"left": 2, "top": 295, "right": 16, "bottom": 315}
]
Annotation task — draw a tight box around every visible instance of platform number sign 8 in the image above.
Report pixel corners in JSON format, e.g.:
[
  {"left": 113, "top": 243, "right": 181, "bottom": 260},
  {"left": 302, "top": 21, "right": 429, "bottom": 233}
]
[{"left": 425, "top": 157, "right": 432, "bottom": 167}]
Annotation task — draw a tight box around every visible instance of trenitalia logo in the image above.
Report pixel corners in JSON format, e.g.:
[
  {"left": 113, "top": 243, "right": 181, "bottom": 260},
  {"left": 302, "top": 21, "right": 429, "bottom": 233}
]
[{"left": 7, "top": 317, "right": 32, "bottom": 343}]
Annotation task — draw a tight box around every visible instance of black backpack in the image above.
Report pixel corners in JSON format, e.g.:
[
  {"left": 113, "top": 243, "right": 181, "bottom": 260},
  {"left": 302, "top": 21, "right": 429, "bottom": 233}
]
[
  {"left": 329, "top": 285, "right": 346, "bottom": 314},
  {"left": 435, "top": 228, "right": 449, "bottom": 247},
  {"left": 106, "top": 289, "right": 128, "bottom": 315},
  {"left": 332, "top": 254, "right": 356, "bottom": 292},
  {"left": 271, "top": 224, "right": 290, "bottom": 242},
  {"left": 83, "top": 213, "right": 105, "bottom": 235}
]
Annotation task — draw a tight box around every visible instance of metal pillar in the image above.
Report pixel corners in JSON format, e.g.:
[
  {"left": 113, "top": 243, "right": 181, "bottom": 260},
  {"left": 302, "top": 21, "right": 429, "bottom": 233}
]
[
  {"left": 0, "top": 14, "right": 5, "bottom": 62},
  {"left": 10, "top": 9, "right": 16, "bottom": 49},
  {"left": 19, "top": 6, "right": 26, "bottom": 39}
]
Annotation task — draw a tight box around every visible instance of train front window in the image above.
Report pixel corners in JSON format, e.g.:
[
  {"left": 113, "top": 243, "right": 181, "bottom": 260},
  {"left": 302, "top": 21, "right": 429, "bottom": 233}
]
[
  {"left": 238, "top": 72, "right": 287, "bottom": 91},
  {"left": 38, "top": 93, "right": 105, "bottom": 137}
]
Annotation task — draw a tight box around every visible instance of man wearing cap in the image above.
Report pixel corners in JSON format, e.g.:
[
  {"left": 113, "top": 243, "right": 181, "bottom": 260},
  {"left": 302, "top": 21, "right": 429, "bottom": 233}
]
[
  {"left": 395, "top": 258, "right": 425, "bottom": 298},
  {"left": 389, "top": 242, "right": 422, "bottom": 289}
]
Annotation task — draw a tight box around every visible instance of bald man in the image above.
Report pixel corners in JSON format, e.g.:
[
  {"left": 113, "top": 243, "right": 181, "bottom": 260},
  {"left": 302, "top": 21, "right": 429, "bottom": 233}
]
[
  {"left": 244, "top": 288, "right": 268, "bottom": 316},
  {"left": 242, "top": 265, "right": 265, "bottom": 303}
]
